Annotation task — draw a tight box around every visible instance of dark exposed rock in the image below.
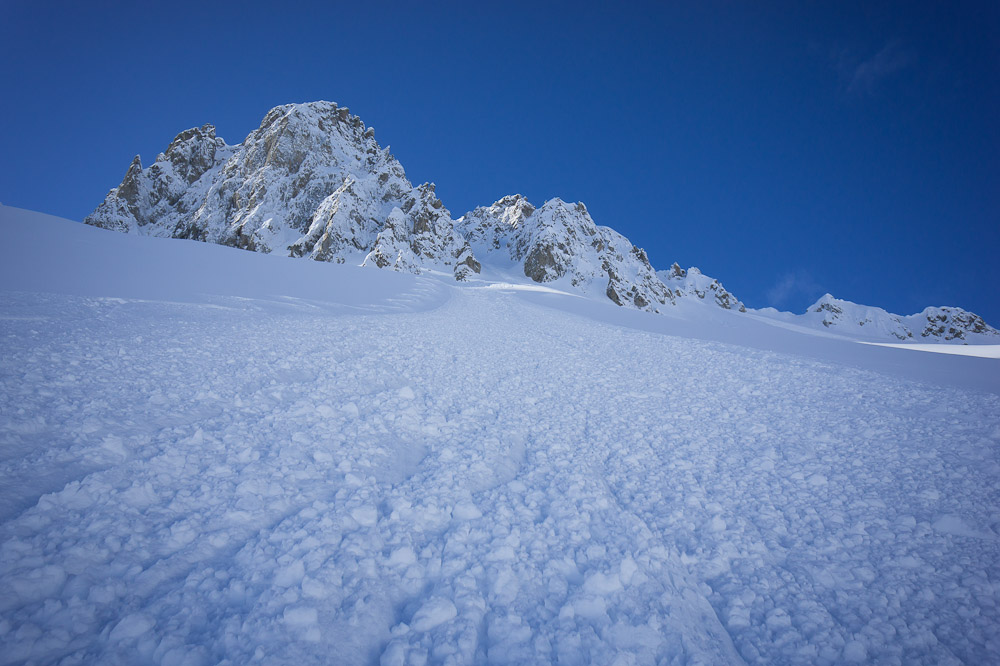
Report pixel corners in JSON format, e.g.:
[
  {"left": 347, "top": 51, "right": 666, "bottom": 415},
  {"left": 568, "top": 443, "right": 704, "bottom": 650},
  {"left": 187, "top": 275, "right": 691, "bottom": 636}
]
[
  {"left": 524, "top": 244, "right": 564, "bottom": 283},
  {"left": 606, "top": 281, "right": 623, "bottom": 306},
  {"left": 163, "top": 124, "right": 222, "bottom": 185}
]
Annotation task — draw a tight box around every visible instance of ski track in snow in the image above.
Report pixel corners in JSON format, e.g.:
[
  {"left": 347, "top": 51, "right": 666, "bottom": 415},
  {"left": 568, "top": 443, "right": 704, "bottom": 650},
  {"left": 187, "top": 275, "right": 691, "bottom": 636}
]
[{"left": 1, "top": 284, "right": 999, "bottom": 665}]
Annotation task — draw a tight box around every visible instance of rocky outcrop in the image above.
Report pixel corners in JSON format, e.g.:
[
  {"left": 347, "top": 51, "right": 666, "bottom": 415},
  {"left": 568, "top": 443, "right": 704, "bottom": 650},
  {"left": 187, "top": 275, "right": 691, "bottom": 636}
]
[
  {"left": 86, "top": 102, "right": 477, "bottom": 280},
  {"left": 458, "top": 195, "right": 675, "bottom": 311},
  {"left": 656, "top": 263, "right": 746, "bottom": 312},
  {"left": 914, "top": 306, "right": 998, "bottom": 341}
]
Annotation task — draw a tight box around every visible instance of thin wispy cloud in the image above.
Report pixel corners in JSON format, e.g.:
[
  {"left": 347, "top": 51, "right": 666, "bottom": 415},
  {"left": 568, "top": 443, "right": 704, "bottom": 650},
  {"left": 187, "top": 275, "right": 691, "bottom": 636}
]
[
  {"left": 834, "top": 41, "right": 915, "bottom": 95},
  {"left": 766, "top": 271, "right": 823, "bottom": 311}
]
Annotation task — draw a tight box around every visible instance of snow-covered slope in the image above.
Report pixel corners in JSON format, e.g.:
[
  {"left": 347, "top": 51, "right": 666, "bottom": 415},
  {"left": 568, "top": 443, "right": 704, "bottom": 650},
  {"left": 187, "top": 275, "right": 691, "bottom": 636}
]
[
  {"left": 3, "top": 206, "right": 1000, "bottom": 665},
  {"left": 86, "top": 102, "right": 479, "bottom": 280},
  {"left": 754, "top": 293, "right": 999, "bottom": 344}
]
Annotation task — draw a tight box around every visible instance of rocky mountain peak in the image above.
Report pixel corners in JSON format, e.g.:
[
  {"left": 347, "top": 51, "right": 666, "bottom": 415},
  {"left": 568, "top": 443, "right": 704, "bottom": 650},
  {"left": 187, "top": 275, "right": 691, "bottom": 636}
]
[{"left": 86, "top": 101, "right": 477, "bottom": 281}]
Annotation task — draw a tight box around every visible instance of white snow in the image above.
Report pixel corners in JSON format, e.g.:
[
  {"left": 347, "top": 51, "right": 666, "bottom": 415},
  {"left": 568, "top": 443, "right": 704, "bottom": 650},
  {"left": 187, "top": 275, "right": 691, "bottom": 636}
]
[
  {"left": 410, "top": 597, "right": 459, "bottom": 632},
  {"left": 1, "top": 205, "right": 998, "bottom": 665},
  {"left": 860, "top": 341, "right": 1000, "bottom": 358}
]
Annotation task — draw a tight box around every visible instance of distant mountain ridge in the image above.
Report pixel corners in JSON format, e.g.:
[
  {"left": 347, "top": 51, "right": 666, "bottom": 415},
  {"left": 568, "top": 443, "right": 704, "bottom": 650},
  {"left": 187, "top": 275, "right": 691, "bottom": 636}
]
[
  {"left": 753, "top": 294, "right": 999, "bottom": 343},
  {"left": 85, "top": 101, "right": 998, "bottom": 343}
]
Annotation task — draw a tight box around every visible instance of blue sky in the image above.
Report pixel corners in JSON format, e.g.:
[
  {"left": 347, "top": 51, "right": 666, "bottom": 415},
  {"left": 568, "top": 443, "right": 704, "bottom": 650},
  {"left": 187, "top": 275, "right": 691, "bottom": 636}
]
[{"left": 2, "top": 1, "right": 997, "bottom": 322}]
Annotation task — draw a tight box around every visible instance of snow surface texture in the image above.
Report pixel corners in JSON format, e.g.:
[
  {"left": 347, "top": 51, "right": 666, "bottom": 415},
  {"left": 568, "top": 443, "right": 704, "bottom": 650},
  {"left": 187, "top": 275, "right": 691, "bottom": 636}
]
[
  {"left": 2, "top": 206, "right": 999, "bottom": 665},
  {"left": 83, "top": 100, "right": 998, "bottom": 342}
]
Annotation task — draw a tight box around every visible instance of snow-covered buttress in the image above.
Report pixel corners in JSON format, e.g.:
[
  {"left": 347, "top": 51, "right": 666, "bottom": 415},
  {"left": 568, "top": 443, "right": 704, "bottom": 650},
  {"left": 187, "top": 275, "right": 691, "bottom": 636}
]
[
  {"left": 458, "top": 195, "right": 675, "bottom": 312},
  {"left": 656, "top": 263, "right": 747, "bottom": 312}
]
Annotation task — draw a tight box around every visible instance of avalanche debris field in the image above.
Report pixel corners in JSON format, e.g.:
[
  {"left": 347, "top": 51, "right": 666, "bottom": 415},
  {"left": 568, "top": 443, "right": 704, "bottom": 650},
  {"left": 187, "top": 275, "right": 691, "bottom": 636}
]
[{"left": 1, "top": 209, "right": 998, "bottom": 665}]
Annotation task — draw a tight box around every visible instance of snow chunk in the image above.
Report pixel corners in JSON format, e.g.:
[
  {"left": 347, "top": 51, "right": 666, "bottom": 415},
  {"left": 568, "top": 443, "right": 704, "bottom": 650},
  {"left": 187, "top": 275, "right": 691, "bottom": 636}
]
[
  {"left": 843, "top": 640, "right": 867, "bottom": 662},
  {"left": 452, "top": 500, "right": 482, "bottom": 521},
  {"left": 101, "top": 434, "right": 127, "bottom": 458},
  {"left": 707, "top": 515, "right": 727, "bottom": 532},
  {"left": 932, "top": 515, "right": 995, "bottom": 539},
  {"left": 807, "top": 473, "right": 828, "bottom": 486},
  {"left": 619, "top": 556, "right": 638, "bottom": 585},
  {"left": 387, "top": 546, "right": 417, "bottom": 568},
  {"left": 275, "top": 560, "right": 306, "bottom": 587},
  {"left": 9, "top": 565, "right": 66, "bottom": 602},
  {"left": 109, "top": 613, "right": 154, "bottom": 642},
  {"left": 283, "top": 606, "right": 318, "bottom": 627},
  {"left": 583, "top": 571, "right": 623, "bottom": 595},
  {"left": 351, "top": 505, "right": 378, "bottom": 527},
  {"left": 410, "top": 597, "right": 457, "bottom": 632}
]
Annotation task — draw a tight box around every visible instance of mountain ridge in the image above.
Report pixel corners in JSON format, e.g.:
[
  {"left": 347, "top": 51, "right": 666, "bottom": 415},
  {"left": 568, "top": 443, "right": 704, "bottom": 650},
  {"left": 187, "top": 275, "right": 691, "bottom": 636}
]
[
  {"left": 85, "top": 100, "right": 998, "bottom": 344},
  {"left": 752, "top": 293, "right": 999, "bottom": 344}
]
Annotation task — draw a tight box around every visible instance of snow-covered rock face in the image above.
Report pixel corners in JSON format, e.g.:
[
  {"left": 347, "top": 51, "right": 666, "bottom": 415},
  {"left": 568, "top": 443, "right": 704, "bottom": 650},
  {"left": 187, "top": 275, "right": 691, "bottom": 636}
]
[
  {"left": 656, "top": 263, "right": 746, "bottom": 312},
  {"left": 86, "top": 102, "right": 478, "bottom": 281},
  {"left": 789, "top": 294, "right": 1000, "bottom": 342},
  {"left": 87, "top": 125, "right": 233, "bottom": 234},
  {"left": 458, "top": 195, "right": 675, "bottom": 311}
]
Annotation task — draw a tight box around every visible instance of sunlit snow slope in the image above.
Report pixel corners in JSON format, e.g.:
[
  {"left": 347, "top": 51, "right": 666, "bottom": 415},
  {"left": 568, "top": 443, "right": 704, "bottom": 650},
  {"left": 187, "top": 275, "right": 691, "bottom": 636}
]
[{"left": 1, "top": 206, "right": 998, "bottom": 665}]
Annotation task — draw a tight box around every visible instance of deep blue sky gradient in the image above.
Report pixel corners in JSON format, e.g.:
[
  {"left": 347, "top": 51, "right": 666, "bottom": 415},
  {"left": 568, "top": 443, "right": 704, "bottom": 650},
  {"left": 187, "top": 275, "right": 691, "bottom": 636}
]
[{"left": 2, "top": 1, "right": 997, "bottom": 322}]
